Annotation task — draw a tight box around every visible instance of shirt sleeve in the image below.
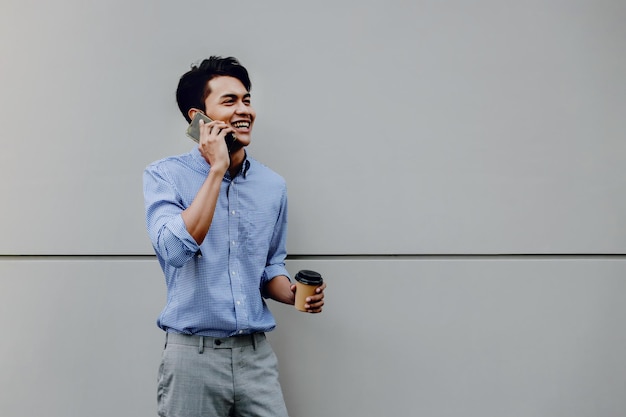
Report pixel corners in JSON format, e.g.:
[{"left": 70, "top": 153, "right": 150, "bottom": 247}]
[
  {"left": 143, "top": 163, "right": 200, "bottom": 268},
  {"left": 262, "top": 183, "right": 290, "bottom": 286}
]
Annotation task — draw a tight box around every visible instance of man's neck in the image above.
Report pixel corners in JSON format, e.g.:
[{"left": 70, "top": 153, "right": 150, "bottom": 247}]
[{"left": 228, "top": 148, "right": 246, "bottom": 178}]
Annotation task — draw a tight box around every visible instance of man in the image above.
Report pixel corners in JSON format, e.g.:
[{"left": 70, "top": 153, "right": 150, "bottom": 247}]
[{"left": 143, "top": 56, "right": 326, "bottom": 417}]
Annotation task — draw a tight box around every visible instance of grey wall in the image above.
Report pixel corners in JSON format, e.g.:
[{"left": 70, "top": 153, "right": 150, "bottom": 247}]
[
  {"left": 1, "top": 1, "right": 625, "bottom": 416},
  {"left": 2, "top": 258, "right": 626, "bottom": 416}
]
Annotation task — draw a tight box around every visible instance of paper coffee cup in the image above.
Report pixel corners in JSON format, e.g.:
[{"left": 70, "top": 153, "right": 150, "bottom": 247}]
[{"left": 294, "top": 270, "right": 323, "bottom": 311}]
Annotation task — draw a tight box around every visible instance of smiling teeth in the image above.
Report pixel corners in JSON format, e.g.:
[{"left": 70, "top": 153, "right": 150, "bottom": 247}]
[{"left": 232, "top": 122, "right": 249, "bottom": 128}]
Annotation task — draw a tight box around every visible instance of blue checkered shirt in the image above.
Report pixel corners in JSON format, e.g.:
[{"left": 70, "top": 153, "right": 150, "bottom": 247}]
[{"left": 143, "top": 147, "right": 290, "bottom": 337}]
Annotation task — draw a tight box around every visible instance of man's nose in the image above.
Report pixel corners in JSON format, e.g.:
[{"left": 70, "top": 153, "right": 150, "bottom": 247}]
[{"left": 235, "top": 101, "right": 249, "bottom": 114}]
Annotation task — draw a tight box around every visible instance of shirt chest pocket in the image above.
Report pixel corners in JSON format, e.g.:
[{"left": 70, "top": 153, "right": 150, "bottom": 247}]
[{"left": 241, "top": 211, "right": 276, "bottom": 257}]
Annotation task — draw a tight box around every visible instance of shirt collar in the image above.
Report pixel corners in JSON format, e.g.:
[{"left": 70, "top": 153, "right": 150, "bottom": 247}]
[
  {"left": 227, "top": 154, "right": 251, "bottom": 180},
  {"left": 242, "top": 158, "right": 251, "bottom": 178}
]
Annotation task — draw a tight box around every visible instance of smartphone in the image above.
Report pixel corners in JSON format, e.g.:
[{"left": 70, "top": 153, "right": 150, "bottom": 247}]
[{"left": 186, "top": 112, "right": 238, "bottom": 152}]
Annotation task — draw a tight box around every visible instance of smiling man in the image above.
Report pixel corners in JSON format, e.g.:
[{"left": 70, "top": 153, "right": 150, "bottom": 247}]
[{"left": 143, "top": 56, "right": 326, "bottom": 417}]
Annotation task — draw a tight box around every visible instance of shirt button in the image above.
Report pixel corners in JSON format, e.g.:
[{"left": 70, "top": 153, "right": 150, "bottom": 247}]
[
  {"left": 231, "top": 210, "right": 236, "bottom": 215},
  {"left": 237, "top": 301, "right": 241, "bottom": 305},
  {"left": 239, "top": 330, "right": 244, "bottom": 334},
  {"left": 232, "top": 241, "right": 236, "bottom": 246}
]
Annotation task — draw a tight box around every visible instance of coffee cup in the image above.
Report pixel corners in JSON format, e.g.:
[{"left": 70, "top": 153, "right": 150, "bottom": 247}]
[{"left": 294, "top": 270, "right": 323, "bottom": 311}]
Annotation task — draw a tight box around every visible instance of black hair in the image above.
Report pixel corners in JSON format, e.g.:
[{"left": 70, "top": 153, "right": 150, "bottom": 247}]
[{"left": 176, "top": 56, "right": 252, "bottom": 123}]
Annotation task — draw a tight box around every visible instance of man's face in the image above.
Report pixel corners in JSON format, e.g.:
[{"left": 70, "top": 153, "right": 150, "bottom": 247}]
[{"left": 203, "top": 75, "right": 256, "bottom": 147}]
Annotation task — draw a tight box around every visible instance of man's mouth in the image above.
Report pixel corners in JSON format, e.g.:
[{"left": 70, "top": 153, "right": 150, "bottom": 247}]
[{"left": 232, "top": 121, "right": 251, "bottom": 129}]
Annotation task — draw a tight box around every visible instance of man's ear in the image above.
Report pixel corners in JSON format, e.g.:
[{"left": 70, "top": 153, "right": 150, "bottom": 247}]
[{"left": 187, "top": 108, "right": 204, "bottom": 122}]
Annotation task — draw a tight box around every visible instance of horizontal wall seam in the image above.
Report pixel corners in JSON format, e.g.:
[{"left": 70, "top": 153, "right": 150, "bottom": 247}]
[{"left": 1, "top": 254, "right": 625, "bottom": 261}]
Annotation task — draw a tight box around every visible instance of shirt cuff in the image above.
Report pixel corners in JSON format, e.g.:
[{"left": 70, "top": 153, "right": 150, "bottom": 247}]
[
  {"left": 264, "top": 264, "right": 291, "bottom": 283},
  {"left": 167, "top": 214, "right": 200, "bottom": 254}
]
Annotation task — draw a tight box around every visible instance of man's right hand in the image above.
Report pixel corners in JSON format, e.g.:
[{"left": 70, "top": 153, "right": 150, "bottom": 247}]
[{"left": 198, "top": 118, "right": 232, "bottom": 173}]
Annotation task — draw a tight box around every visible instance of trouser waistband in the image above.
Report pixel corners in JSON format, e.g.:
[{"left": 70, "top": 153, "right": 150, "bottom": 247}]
[{"left": 165, "top": 332, "right": 265, "bottom": 352}]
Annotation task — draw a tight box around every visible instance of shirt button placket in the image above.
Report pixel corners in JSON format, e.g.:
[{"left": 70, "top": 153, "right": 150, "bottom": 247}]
[{"left": 227, "top": 183, "right": 246, "bottom": 332}]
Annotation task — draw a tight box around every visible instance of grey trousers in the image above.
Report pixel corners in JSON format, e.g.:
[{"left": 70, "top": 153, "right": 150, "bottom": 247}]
[{"left": 157, "top": 332, "right": 289, "bottom": 417}]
